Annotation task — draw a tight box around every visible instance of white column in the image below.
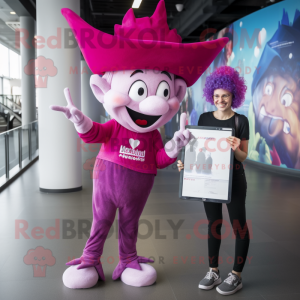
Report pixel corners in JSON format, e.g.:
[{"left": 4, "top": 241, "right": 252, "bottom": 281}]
[
  {"left": 37, "top": 0, "right": 81, "bottom": 192},
  {"left": 81, "top": 60, "right": 103, "bottom": 124},
  {"left": 20, "top": 16, "right": 36, "bottom": 125},
  {"left": 81, "top": 60, "right": 104, "bottom": 181}
]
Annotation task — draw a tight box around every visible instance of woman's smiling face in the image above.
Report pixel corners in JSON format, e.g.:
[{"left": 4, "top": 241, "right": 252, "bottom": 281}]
[{"left": 213, "top": 89, "right": 233, "bottom": 111}]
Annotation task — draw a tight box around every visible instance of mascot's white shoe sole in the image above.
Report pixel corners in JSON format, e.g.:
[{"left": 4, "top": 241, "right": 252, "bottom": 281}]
[
  {"left": 62, "top": 266, "right": 99, "bottom": 289},
  {"left": 121, "top": 263, "right": 157, "bottom": 287}
]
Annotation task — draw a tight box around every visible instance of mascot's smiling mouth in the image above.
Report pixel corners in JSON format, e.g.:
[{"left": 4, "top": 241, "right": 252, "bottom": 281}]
[{"left": 126, "top": 107, "right": 161, "bottom": 128}]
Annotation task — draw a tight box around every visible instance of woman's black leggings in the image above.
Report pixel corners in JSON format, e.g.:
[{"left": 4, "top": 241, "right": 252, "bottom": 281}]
[{"left": 203, "top": 171, "right": 250, "bottom": 272}]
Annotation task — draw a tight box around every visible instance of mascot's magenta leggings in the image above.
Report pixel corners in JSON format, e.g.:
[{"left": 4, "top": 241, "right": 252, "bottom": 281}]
[{"left": 66, "top": 158, "right": 155, "bottom": 281}]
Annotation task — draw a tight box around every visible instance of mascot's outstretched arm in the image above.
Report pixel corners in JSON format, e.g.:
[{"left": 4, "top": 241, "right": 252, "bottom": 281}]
[
  {"left": 50, "top": 88, "right": 93, "bottom": 134},
  {"left": 164, "top": 113, "right": 191, "bottom": 159},
  {"left": 153, "top": 113, "right": 191, "bottom": 169},
  {"left": 51, "top": 87, "right": 115, "bottom": 144}
]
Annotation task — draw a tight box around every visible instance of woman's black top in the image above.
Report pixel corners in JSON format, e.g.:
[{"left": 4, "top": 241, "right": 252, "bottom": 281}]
[{"left": 198, "top": 111, "right": 249, "bottom": 175}]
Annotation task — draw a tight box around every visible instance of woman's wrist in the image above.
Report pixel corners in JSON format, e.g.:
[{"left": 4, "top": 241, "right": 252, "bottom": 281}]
[
  {"left": 234, "top": 146, "right": 241, "bottom": 153},
  {"left": 234, "top": 147, "right": 247, "bottom": 162}
]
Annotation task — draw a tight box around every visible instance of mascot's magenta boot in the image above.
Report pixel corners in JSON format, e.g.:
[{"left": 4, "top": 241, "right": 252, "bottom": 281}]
[
  {"left": 63, "top": 160, "right": 156, "bottom": 288},
  {"left": 63, "top": 266, "right": 99, "bottom": 289},
  {"left": 121, "top": 263, "right": 157, "bottom": 287}
]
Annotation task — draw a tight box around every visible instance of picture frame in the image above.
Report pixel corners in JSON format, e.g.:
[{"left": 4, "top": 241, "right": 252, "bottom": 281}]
[{"left": 179, "top": 125, "right": 235, "bottom": 203}]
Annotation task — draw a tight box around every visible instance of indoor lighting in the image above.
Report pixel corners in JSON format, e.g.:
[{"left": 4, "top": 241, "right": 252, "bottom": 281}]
[
  {"left": 10, "top": 11, "right": 16, "bottom": 14},
  {"left": 132, "top": 0, "right": 142, "bottom": 9}
]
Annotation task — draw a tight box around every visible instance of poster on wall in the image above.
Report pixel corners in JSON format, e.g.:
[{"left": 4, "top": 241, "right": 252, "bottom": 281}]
[{"left": 165, "top": 0, "right": 300, "bottom": 171}]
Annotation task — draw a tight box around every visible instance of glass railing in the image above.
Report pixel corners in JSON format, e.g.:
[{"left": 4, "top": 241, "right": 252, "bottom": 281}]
[
  {"left": 0, "top": 120, "right": 38, "bottom": 189},
  {"left": 0, "top": 94, "right": 38, "bottom": 124},
  {"left": 0, "top": 94, "right": 22, "bottom": 110}
]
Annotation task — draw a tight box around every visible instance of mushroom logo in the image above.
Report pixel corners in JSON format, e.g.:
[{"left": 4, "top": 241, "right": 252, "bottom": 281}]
[
  {"left": 24, "top": 56, "right": 58, "bottom": 88},
  {"left": 23, "top": 246, "right": 56, "bottom": 277}
]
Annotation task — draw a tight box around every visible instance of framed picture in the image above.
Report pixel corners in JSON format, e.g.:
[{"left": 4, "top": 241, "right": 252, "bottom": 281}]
[{"left": 179, "top": 126, "right": 235, "bottom": 203}]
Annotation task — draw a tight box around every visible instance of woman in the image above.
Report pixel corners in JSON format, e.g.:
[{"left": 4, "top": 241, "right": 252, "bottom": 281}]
[{"left": 178, "top": 66, "right": 250, "bottom": 296}]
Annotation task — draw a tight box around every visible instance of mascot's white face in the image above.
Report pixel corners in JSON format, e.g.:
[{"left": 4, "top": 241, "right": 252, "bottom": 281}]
[{"left": 90, "top": 69, "right": 187, "bottom": 133}]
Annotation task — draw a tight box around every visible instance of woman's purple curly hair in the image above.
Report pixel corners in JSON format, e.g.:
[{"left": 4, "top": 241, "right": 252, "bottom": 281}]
[{"left": 203, "top": 66, "right": 247, "bottom": 109}]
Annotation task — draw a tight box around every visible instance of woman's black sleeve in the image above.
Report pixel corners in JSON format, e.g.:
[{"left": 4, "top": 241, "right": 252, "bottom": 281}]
[
  {"left": 239, "top": 115, "right": 249, "bottom": 141},
  {"left": 198, "top": 114, "right": 203, "bottom": 126}
]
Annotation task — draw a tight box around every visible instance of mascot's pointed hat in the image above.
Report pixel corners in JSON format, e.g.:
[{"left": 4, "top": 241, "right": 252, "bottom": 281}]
[{"left": 62, "top": 0, "right": 228, "bottom": 87}]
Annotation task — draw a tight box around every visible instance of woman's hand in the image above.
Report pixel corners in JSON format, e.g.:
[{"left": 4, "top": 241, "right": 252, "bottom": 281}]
[
  {"left": 226, "top": 136, "right": 240, "bottom": 151},
  {"left": 177, "top": 160, "right": 184, "bottom": 172}
]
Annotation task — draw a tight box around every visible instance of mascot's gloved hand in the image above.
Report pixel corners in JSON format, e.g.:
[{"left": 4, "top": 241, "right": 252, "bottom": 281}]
[
  {"left": 50, "top": 87, "right": 93, "bottom": 134},
  {"left": 165, "top": 113, "right": 192, "bottom": 159}
]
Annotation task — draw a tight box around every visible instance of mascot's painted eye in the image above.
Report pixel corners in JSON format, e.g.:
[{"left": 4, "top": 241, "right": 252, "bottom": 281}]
[
  {"left": 264, "top": 83, "right": 273, "bottom": 95},
  {"left": 156, "top": 81, "right": 170, "bottom": 100},
  {"left": 281, "top": 93, "right": 293, "bottom": 107},
  {"left": 129, "top": 80, "right": 148, "bottom": 102}
]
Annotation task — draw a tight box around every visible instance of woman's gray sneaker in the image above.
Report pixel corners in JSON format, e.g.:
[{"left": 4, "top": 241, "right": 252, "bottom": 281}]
[
  {"left": 216, "top": 272, "right": 243, "bottom": 295},
  {"left": 198, "top": 268, "right": 222, "bottom": 290}
]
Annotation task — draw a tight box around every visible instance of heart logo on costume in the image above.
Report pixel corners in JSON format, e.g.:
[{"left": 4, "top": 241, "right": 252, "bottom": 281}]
[{"left": 129, "top": 138, "right": 140, "bottom": 149}]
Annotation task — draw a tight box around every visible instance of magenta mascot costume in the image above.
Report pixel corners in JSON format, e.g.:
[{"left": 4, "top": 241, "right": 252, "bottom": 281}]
[{"left": 50, "top": 0, "right": 228, "bottom": 289}]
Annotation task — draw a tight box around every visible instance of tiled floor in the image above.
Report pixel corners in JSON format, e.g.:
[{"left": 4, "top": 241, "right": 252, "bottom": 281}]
[{"left": 1, "top": 160, "right": 300, "bottom": 300}]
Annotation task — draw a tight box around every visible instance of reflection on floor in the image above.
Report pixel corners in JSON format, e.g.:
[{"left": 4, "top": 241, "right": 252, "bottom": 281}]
[{"left": 1, "top": 160, "right": 300, "bottom": 300}]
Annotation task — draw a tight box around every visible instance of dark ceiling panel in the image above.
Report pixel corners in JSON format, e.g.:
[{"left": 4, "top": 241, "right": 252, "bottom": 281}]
[
  {"left": 10, "top": 0, "right": 283, "bottom": 44},
  {"left": 181, "top": 0, "right": 283, "bottom": 43},
  {"left": 19, "top": 0, "right": 36, "bottom": 19},
  {"left": 80, "top": 0, "right": 283, "bottom": 42}
]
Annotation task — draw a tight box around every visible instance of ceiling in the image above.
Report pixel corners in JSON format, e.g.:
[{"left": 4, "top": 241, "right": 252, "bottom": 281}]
[
  {"left": 0, "top": 0, "right": 283, "bottom": 54},
  {"left": 80, "top": 0, "right": 283, "bottom": 43},
  {"left": 185, "top": 0, "right": 284, "bottom": 42},
  {"left": 81, "top": 0, "right": 185, "bottom": 35},
  {"left": 0, "top": 0, "right": 20, "bottom": 52}
]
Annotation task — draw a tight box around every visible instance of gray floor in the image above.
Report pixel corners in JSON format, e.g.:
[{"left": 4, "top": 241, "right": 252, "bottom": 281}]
[{"left": 1, "top": 160, "right": 300, "bottom": 300}]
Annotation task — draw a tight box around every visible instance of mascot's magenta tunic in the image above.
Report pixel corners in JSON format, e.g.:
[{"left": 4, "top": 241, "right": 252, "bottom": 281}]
[{"left": 50, "top": 0, "right": 228, "bottom": 289}]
